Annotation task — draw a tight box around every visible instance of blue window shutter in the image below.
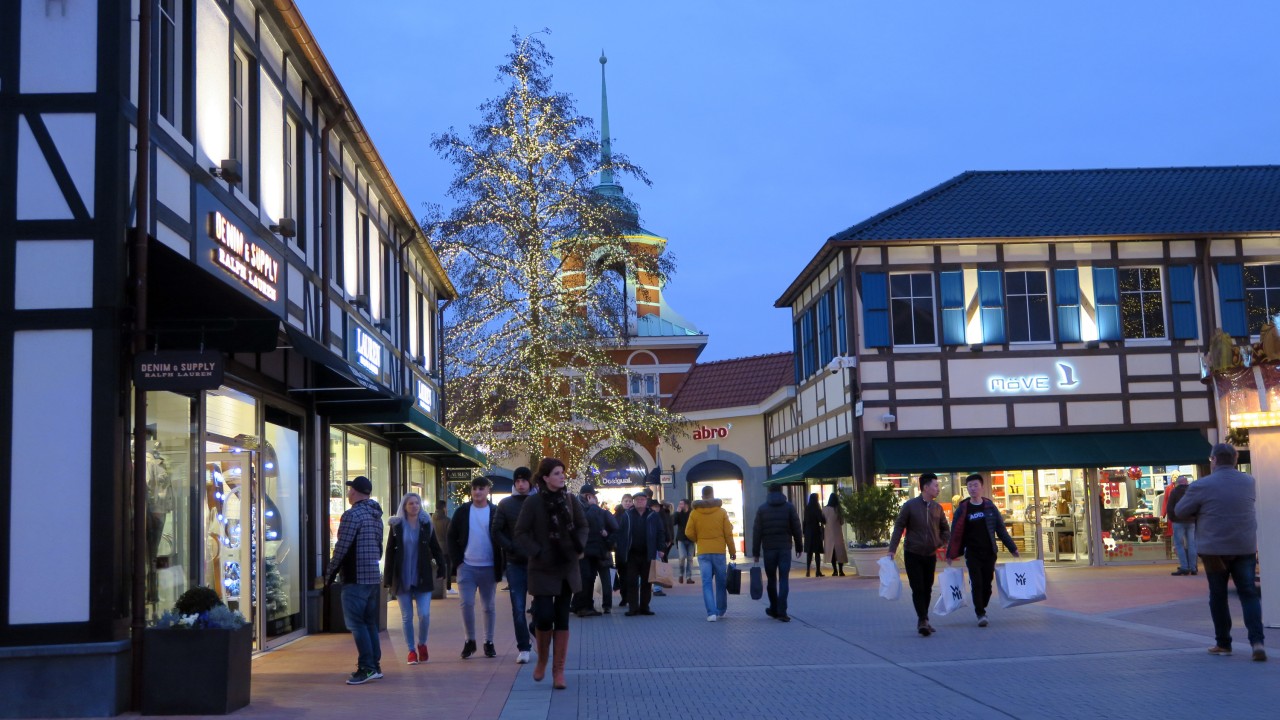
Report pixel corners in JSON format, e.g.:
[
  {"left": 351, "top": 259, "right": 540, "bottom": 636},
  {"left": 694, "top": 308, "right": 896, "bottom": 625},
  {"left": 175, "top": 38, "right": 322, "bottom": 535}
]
[
  {"left": 1054, "top": 268, "right": 1081, "bottom": 343},
  {"left": 861, "top": 272, "right": 890, "bottom": 348},
  {"left": 792, "top": 320, "right": 803, "bottom": 384},
  {"left": 1167, "top": 265, "right": 1198, "bottom": 340},
  {"left": 1093, "top": 267, "right": 1121, "bottom": 341},
  {"left": 801, "top": 308, "right": 817, "bottom": 377},
  {"left": 939, "top": 271, "right": 965, "bottom": 345},
  {"left": 977, "top": 270, "right": 1005, "bottom": 345},
  {"left": 1216, "top": 263, "right": 1247, "bottom": 338},
  {"left": 834, "top": 278, "right": 848, "bottom": 354},
  {"left": 817, "top": 295, "right": 833, "bottom": 365}
]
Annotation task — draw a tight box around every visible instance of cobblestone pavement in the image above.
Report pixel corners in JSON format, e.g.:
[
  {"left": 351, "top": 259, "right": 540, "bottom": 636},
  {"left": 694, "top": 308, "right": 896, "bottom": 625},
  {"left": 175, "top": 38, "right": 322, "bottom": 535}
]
[{"left": 107, "top": 564, "right": 1271, "bottom": 720}]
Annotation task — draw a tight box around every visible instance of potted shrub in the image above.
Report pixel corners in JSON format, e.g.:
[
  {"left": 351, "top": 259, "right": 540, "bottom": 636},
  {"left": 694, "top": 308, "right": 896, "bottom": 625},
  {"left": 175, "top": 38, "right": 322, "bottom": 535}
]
[
  {"left": 142, "top": 586, "right": 252, "bottom": 715},
  {"left": 838, "top": 484, "right": 902, "bottom": 577}
]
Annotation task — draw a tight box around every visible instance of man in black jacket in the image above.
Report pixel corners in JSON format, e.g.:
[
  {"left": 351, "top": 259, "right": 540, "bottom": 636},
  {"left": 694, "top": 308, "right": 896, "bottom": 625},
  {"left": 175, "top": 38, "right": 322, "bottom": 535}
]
[
  {"left": 447, "top": 477, "right": 506, "bottom": 659},
  {"left": 572, "top": 485, "right": 618, "bottom": 616},
  {"left": 492, "top": 467, "right": 533, "bottom": 663},
  {"left": 615, "top": 493, "right": 666, "bottom": 616},
  {"left": 752, "top": 486, "right": 803, "bottom": 622}
]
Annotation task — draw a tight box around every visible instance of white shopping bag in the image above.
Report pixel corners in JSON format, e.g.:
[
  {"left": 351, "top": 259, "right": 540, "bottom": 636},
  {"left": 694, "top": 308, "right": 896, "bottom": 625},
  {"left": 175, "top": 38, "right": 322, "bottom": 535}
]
[
  {"left": 932, "top": 566, "right": 967, "bottom": 616},
  {"left": 995, "top": 559, "right": 1047, "bottom": 608},
  {"left": 877, "top": 556, "right": 902, "bottom": 600}
]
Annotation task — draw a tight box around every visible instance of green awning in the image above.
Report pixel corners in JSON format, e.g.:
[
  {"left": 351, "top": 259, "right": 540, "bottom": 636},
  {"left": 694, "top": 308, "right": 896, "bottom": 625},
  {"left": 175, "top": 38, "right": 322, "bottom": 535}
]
[
  {"left": 872, "top": 430, "right": 1210, "bottom": 474},
  {"left": 766, "top": 443, "right": 851, "bottom": 486},
  {"left": 326, "top": 398, "right": 488, "bottom": 467}
]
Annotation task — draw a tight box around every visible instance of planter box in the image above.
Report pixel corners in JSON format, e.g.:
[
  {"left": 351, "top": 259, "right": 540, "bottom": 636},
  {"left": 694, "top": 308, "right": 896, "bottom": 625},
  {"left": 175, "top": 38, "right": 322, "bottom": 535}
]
[
  {"left": 849, "top": 547, "right": 888, "bottom": 578},
  {"left": 141, "top": 624, "right": 252, "bottom": 715}
]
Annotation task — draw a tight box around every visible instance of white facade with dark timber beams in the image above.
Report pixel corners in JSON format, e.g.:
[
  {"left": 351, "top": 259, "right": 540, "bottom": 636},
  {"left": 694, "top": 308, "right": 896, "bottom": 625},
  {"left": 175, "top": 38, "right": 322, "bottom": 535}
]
[
  {"left": 770, "top": 167, "right": 1280, "bottom": 569},
  {"left": 0, "top": 2, "right": 482, "bottom": 716}
]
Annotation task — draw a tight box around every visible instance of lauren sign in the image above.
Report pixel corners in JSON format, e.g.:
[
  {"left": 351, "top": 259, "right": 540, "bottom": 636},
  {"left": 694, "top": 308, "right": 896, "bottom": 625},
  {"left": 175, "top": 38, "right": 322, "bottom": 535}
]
[{"left": 948, "top": 356, "right": 1121, "bottom": 399}]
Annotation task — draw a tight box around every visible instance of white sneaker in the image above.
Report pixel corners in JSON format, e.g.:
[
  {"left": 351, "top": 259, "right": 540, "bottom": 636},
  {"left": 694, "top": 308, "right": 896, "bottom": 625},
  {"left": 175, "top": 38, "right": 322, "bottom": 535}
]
[
  {"left": 707, "top": 614, "right": 717, "bottom": 622},
  {"left": 516, "top": 650, "right": 530, "bottom": 664}
]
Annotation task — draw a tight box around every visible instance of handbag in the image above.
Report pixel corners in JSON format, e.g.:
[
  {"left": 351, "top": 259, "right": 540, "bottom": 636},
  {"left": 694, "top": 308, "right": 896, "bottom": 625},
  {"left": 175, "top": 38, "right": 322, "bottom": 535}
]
[
  {"left": 726, "top": 563, "right": 742, "bottom": 595},
  {"left": 995, "top": 559, "right": 1047, "bottom": 608},
  {"left": 650, "top": 559, "right": 674, "bottom": 588},
  {"left": 932, "top": 566, "right": 967, "bottom": 616},
  {"left": 749, "top": 564, "right": 763, "bottom": 600},
  {"left": 877, "top": 556, "right": 902, "bottom": 601}
]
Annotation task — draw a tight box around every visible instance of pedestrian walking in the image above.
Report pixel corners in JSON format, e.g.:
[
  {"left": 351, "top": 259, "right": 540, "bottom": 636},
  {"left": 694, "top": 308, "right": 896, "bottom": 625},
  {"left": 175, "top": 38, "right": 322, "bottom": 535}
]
[
  {"left": 752, "top": 485, "right": 803, "bottom": 622},
  {"left": 1164, "top": 475, "right": 1197, "bottom": 575},
  {"left": 944, "top": 474, "right": 1018, "bottom": 627},
  {"left": 802, "top": 493, "right": 825, "bottom": 577},
  {"left": 673, "top": 499, "right": 695, "bottom": 584},
  {"left": 384, "top": 492, "right": 446, "bottom": 665},
  {"left": 491, "top": 467, "right": 534, "bottom": 663},
  {"left": 823, "top": 492, "right": 848, "bottom": 576},
  {"left": 615, "top": 492, "right": 666, "bottom": 616},
  {"left": 514, "top": 458, "right": 588, "bottom": 689},
  {"left": 325, "top": 476, "right": 385, "bottom": 685},
  {"left": 1172, "top": 443, "right": 1266, "bottom": 661},
  {"left": 432, "top": 499, "right": 453, "bottom": 595},
  {"left": 613, "top": 493, "right": 634, "bottom": 607},
  {"left": 888, "top": 473, "right": 951, "bottom": 636},
  {"left": 650, "top": 491, "right": 670, "bottom": 597},
  {"left": 685, "top": 485, "right": 737, "bottom": 622},
  {"left": 447, "top": 476, "right": 506, "bottom": 660},
  {"left": 572, "top": 484, "right": 617, "bottom": 616}
]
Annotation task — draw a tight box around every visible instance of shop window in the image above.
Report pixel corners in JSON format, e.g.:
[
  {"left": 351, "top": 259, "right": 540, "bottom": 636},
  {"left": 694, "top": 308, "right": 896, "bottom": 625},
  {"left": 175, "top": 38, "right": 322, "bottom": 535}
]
[
  {"left": 890, "top": 272, "right": 936, "bottom": 346},
  {"left": 230, "top": 44, "right": 257, "bottom": 201},
  {"left": 263, "top": 420, "right": 302, "bottom": 639},
  {"left": 1118, "top": 268, "right": 1165, "bottom": 339},
  {"left": 1243, "top": 263, "right": 1280, "bottom": 335},
  {"left": 143, "top": 391, "right": 196, "bottom": 621},
  {"left": 328, "top": 429, "right": 391, "bottom": 572},
  {"left": 283, "top": 114, "right": 305, "bottom": 255},
  {"left": 628, "top": 372, "right": 658, "bottom": 398},
  {"left": 1005, "top": 271, "right": 1051, "bottom": 343}
]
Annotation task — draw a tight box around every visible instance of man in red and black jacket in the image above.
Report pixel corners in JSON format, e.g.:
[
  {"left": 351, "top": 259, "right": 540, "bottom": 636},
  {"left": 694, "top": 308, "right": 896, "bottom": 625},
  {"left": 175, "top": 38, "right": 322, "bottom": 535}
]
[{"left": 946, "top": 473, "right": 1019, "bottom": 628}]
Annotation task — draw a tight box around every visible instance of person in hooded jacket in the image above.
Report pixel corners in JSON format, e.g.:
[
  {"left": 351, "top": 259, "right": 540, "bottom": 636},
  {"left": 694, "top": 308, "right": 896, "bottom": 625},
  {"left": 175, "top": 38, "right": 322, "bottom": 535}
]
[
  {"left": 514, "top": 458, "right": 588, "bottom": 689},
  {"left": 491, "top": 467, "right": 534, "bottom": 663},
  {"left": 753, "top": 486, "right": 803, "bottom": 621},
  {"left": 684, "top": 485, "right": 737, "bottom": 621},
  {"left": 384, "top": 492, "right": 446, "bottom": 665},
  {"left": 802, "top": 493, "right": 826, "bottom": 577}
]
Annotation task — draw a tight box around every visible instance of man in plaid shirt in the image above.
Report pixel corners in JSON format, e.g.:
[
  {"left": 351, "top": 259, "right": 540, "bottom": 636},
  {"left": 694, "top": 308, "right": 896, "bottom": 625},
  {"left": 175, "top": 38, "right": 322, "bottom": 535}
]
[{"left": 327, "top": 476, "right": 385, "bottom": 684}]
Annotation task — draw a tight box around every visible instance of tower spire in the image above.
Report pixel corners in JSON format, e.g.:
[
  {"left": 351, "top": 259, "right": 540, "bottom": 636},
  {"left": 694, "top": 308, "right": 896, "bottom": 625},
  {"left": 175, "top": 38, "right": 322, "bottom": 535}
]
[{"left": 599, "top": 51, "right": 615, "bottom": 188}]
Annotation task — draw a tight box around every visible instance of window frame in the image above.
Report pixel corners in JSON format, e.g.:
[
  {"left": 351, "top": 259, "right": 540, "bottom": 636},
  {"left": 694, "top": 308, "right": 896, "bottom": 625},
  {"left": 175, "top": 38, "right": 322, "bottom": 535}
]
[
  {"left": 1117, "top": 267, "right": 1167, "bottom": 340},
  {"left": 1243, "top": 262, "right": 1280, "bottom": 336},
  {"left": 888, "top": 272, "right": 937, "bottom": 347},
  {"left": 1005, "top": 269, "right": 1053, "bottom": 343}
]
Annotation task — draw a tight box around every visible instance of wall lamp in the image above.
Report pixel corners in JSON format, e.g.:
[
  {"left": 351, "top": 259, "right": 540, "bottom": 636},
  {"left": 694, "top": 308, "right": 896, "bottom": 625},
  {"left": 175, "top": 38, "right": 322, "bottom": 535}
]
[
  {"left": 210, "top": 159, "right": 243, "bottom": 185},
  {"left": 269, "top": 217, "right": 297, "bottom": 238},
  {"left": 880, "top": 413, "right": 897, "bottom": 429}
]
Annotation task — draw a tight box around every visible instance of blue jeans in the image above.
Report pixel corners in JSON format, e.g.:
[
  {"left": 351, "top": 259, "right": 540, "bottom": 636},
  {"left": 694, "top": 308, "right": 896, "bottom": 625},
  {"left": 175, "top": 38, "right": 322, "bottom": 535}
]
[
  {"left": 457, "top": 562, "right": 497, "bottom": 643},
  {"left": 678, "top": 540, "right": 695, "bottom": 579},
  {"left": 1204, "top": 554, "right": 1264, "bottom": 649},
  {"left": 396, "top": 589, "right": 431, "bottom": 650},
  {"left": 698, "top": 554, "right": 728, "bottom": 616},
  {"left": 1173, "top": 523, "right": 1197, "bottom": 571},
  {"left": 505, "top": 563, "right": 531, "bottom": 651},
  {"left": 762, "top": 548, "right": 791, "bottom": 616},
  {"left": 341, "top": 584, "right": 382, "bottom": 672}
]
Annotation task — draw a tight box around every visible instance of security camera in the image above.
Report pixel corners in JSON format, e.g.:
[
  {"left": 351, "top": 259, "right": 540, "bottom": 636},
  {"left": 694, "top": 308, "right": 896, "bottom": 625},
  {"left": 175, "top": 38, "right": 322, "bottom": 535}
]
[
  {"left": 828, "top": 360, "right": 842, "bottom": 375},
  {"left": 827, "top": 356, "right": 858, "bottom": 374}
]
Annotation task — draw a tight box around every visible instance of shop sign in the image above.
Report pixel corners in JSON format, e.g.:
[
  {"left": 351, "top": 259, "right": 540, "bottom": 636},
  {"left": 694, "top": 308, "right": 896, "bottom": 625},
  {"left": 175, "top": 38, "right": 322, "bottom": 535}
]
[
  {"left": 445, "top": 468, "right": 472, "bottom": 484},
  {"left": 660, "top": 473, "right": 673, "bottom": 485},
  {"left": 194, "top": 187, "right": 285, "bottom": 316},
  {"left": 692, "top": 424, "right": 731, "bottom": 440},
  {"left": 134, "top": 350, "right": 224, "bottom": 391},
  {"left": 948, "top": 355, "right": 1120, "bottom": 399},
  {"left": 347, "top": 324, "right": 388, "bottom": 387},
  {"left": 416, "top": 378, "right": 435, "bottom": 413}
]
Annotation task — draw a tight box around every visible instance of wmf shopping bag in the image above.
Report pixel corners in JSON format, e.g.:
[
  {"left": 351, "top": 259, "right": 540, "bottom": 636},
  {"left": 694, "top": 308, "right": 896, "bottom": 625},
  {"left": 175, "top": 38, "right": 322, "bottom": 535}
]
[
  {"left": 931, "top": 566, "right": 967, "bottom": 616},
  {"left": 995, "top": 559, "right": 1047, "bottom": 608},
  {"left": 877, "top": 556, "right": 902, "bottom": 601}
]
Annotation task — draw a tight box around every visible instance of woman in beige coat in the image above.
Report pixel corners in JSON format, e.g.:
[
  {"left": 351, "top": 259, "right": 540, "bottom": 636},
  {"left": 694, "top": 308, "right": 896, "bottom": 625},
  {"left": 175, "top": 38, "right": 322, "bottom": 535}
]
[
  {"left": 515, "top": 458, "right": 587, "bottom": 689},
  {"left": 823, "top": 492, "right": 848, "bottom": 576}
]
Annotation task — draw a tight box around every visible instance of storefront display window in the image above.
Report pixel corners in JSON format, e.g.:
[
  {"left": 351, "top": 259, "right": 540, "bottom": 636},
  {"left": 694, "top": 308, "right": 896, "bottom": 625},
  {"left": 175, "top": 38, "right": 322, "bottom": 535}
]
[
  {"left": 329, "top": 428, "right": 390, "bottom": 570},
  {"left": 263, "top": 419, "right": 302, "bottom": 639},
  {"left": 1100, "top": 464, "right": 1196, "bottom": 562},
  {"left": 204, "top": 387, "right": 258, "bottom": 625},
  {"left": 144, "top": 391, "right": 195, "bottom": 620},
  {"left": 405, "top": 456, "right": 436, "bottom": 508}
]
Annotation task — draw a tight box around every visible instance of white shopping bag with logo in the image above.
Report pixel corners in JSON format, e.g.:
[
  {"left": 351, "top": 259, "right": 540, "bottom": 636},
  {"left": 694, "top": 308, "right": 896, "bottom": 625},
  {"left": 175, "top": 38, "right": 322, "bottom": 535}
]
[
  {"left": 877, "top": 556, "right": 902, "bottom": 600},
  {"left": 932, "top": 566, "right": 967, "bottom": 616},
  {"left": 995, "top": 559, "right": 1047, "bottom": 608}
]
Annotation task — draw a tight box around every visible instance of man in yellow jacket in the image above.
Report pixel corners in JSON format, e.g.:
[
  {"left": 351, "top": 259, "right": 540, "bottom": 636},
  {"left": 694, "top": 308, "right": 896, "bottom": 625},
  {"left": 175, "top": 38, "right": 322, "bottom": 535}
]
[{"left": 684, "top": 485, "right": 737, "bottom": 622}]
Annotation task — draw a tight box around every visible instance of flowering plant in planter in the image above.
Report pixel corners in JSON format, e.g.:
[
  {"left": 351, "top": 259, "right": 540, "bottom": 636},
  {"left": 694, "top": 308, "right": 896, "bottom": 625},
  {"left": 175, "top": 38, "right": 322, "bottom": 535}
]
[
  {"left": 142, "top": 586, "right": 252, "bottom": 716},
  {"left": 153, "top": 586, "right": 246, "bottom": 630},
  {"left": 838, "top": 484, "right": 901, "bottom": 548}
]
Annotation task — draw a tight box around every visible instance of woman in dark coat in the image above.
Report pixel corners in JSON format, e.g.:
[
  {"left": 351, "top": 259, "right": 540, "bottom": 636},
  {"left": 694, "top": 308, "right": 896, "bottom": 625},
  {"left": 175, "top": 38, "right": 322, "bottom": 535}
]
[
  {"left": 384, "top": 493, "right": 447, "bottom": 664},
  {"left": 515, "top": 458, "right": 587, "bottom": 689},
  {"left": 802, "top": 493, "right": 826, "bottom": 577}
]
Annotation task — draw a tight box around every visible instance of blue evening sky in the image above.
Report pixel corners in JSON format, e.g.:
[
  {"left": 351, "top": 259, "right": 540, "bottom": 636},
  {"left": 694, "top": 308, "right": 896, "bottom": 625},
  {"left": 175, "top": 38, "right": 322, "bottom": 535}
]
[{"left": 298, "top": 0, "right": 1280, "bottom": 362}]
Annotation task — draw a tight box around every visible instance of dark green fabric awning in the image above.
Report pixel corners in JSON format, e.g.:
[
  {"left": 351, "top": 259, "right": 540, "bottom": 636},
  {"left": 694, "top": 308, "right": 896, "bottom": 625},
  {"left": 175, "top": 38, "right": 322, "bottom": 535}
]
[
  {"left": 872, "top": 430, "right": 1210, "bottom": 474},
  {"left": 766, "top": 443, "right": 852, "bottom": 486}
]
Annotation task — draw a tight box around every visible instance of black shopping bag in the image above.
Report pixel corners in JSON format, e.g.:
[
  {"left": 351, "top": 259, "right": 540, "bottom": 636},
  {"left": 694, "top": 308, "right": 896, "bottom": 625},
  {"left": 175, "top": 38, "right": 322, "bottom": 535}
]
[
  {"left": 749, "top": 565, "right": 763, "bottom": 600},
  {"left": 726, "top": 564, "right": 742, "bottom": 595}
]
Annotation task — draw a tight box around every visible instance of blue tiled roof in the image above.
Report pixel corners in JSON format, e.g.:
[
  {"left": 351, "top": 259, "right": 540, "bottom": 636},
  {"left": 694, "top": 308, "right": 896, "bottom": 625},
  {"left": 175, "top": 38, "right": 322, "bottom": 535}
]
[{"left": 832, "top": 166, "right": 1280, "bottom": 242}]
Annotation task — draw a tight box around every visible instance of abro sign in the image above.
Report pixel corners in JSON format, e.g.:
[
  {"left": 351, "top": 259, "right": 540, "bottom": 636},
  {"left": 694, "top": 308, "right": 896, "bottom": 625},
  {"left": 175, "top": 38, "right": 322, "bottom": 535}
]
[{"left": 693, "top": 424, "right": 731, "bottom": 440}]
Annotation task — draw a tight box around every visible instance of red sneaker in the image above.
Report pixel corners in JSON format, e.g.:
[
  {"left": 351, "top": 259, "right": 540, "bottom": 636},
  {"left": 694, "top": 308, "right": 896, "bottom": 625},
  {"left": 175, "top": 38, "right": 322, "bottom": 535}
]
[
  {"left": 416, "top": 644, "right": 429, "bottom": 662},
  {"left": 406, "top": 650, "right": 419, "bottom": 665}
]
